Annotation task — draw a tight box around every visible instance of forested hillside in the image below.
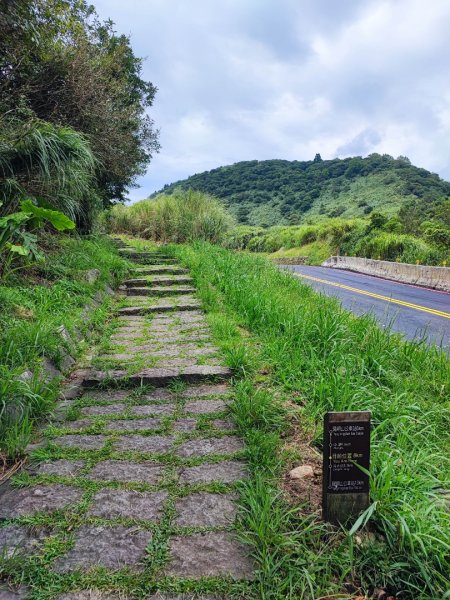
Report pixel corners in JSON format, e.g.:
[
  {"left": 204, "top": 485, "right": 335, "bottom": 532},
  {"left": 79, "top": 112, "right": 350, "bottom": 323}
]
[{"left": 157, "top": 154, "right": 450, "bottom": 228}]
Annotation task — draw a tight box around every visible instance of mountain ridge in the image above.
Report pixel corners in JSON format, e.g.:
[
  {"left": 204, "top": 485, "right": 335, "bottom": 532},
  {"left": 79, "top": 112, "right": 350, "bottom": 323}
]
[{"left": 153, "top": 154, "right": 450, "bottom": 227}]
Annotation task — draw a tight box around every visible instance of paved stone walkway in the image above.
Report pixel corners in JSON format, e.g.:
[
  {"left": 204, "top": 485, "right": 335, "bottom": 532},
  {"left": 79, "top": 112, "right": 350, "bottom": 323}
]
[{"left": 0, "top": 247, "right": 253, "bottom": 599}]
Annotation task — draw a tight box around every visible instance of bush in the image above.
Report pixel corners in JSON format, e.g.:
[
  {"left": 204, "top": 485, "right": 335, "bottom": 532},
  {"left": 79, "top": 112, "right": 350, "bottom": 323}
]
[
  {"left": 353, "top": 231, "right": 447, "bottom": 264},
  {"left": 222, "top": 217, "right": 449, "bottom": 266},
  {"left": 105, "top": 188, "right": 234, "bottom": 243},
  {"left": 0, "top": 118, "right": 98, "bottom": 226},
  {"left": 224, "top": 219, "right": 366, "bottom": 255}
]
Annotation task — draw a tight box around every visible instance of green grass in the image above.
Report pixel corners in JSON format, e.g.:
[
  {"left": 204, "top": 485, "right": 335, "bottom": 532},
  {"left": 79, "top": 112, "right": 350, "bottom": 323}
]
[
  {"left": 0, "top": 235, "right": 129, "bottom": 458},
  {"left": 225, "top": 218, "right": 449, "bottom": 266},
  {"left": 2, "top": 235, "right": 448, "bottom": 598},
  {"left": 104, "top": 189, "right": 234, "bottom": 244},
  {"left": 170, "top": 241, "right": 450, "bottom": 599}
]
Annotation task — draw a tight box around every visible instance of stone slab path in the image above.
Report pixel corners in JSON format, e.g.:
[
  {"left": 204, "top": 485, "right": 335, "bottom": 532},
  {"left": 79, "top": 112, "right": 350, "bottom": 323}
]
[{"left": 0, "top": 246, "right": 254, "bottom": 599}]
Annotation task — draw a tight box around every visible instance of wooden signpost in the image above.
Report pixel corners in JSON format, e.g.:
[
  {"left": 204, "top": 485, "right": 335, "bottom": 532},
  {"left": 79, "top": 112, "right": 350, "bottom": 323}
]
[{"left": 322, "top": 411, "right": 371, "bottom": 525}]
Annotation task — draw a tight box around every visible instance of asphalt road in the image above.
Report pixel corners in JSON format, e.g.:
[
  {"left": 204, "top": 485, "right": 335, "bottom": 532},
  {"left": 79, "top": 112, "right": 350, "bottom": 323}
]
[{"left": 283, "top": 265, "right": 450, "bottom": 350}]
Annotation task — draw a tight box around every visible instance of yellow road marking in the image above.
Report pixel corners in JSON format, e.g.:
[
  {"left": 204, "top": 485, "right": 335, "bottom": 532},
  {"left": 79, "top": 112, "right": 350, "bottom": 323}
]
[{"left": 293, "top": 272, "right": 450, "bottom": 320}]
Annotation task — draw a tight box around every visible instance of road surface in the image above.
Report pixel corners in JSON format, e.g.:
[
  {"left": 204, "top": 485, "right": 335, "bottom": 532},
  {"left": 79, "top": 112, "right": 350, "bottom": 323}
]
[{"left": 283, "top": 265, "right": 450, "bottom": 350}]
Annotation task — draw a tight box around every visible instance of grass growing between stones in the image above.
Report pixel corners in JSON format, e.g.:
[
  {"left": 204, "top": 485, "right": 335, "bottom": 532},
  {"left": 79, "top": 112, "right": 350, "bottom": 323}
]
[
  {"left": 0, "top": 236, "right": 129, "bottom": 461},
  {"left": 1, "top": 383, "right": 255, "bottom": 598},
  {"left": 169, "top": 241, "right": 450, "bottom": 600}
]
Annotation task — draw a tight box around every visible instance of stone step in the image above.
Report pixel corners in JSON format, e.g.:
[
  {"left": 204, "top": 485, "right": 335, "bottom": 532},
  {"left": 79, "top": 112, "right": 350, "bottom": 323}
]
[
  {"left": 105, "top": 342, "right": 216, "bottom": 356},
  {"left": 124, "top": 254, "right": 178, "bottom": 265},
  {"left": 119, "top": 249, "right": 170, "bottom": 257},
  {"left": 132, "top": 266, "right": 188, "bottom": 275},
  {"left": 120, "top": 294, "right": 197, "bottom": 306},
  {"left": 109, "top": 237, "right": 128, "bottom": 247},
  {"left": 126, "top": 286, "right": 197, "bottom": 297},
  {"left": 124, "top": 276, "right": 193, "bottom": 287},
  {"left": 82, "top": 365, "right": 232, "bottom": 388},
  {"left": 118, "top": 300, "right": 201, "bottom": 315}
]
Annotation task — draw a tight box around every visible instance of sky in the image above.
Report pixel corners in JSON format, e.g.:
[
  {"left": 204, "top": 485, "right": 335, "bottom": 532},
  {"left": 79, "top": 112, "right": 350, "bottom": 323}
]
[{"left": 94, "top": 0, "right": 450, "bottom": 202}]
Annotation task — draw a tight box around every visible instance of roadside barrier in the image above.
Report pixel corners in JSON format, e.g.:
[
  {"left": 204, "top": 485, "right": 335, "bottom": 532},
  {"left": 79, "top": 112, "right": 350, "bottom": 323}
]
[{"left": 322, "top": 256, "right": 450, "bottom": 292}]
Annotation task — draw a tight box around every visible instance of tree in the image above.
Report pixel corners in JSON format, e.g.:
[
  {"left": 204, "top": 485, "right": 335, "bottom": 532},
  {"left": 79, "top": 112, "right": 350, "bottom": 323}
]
[
  {"left": 0, "top": 0, "right": 159, "bottom": 229},
  {"left": 368, "top": 212, "right": 388, "bottom": 230},
  {"left": 313, "top": 153, "right": 322, "bottom": 162}
]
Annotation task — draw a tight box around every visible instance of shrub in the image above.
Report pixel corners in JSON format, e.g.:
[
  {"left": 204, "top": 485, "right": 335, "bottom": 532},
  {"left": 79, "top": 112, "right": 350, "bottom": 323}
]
[
  {"left": 105, "top": 188, "right": 234, "bottom": 243},
  {"left": 353, "top": 231, "right": 446, "bottom": 264},
  {"left": 0, "top": 118, "right": 97, "bottom": 225}
]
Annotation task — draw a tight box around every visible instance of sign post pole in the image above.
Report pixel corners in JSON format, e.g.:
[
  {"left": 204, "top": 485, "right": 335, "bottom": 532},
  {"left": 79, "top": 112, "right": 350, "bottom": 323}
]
[{"left": 323, "top": 411, "right": 371, "bottom": 525}]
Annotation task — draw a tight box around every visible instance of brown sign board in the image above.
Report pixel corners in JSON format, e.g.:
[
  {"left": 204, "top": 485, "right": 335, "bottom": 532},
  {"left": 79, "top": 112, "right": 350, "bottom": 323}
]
[{"left": 322, "top": 411, "right": 371, "bottom": 525}]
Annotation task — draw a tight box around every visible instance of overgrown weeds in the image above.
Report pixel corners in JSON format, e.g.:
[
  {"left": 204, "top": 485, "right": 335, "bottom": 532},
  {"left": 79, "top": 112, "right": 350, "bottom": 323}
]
[
  {"left": 103, "top": 188, "right": 234, "bottom": 244},
  {"left": 225, "top": 217, "right": 449, "bottom": 265},
  {"left": 0, "top": 235, "right": 128, "bottom": 459},
  {"left": 173, "top": 241, "right": 450, "bottom": 599}
]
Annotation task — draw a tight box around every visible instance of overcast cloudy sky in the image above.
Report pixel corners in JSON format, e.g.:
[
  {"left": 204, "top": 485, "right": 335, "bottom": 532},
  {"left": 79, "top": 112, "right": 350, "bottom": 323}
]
[{"left": 95, "top": 0, "right": 450, "bottom": 201}]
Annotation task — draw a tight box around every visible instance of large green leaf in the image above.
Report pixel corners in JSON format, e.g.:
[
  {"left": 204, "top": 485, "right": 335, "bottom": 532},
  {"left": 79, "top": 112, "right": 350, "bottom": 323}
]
[
  {"left": 0, "top": 212, "right": 31, "bottom": 251},
  {"left": 7, "top": 244, "right": 28, "bottom": 256},
  {"left": 0, "top": 212, "right": 30, "bottom": 228},
  {"left": 20, "top": 200, "right": 75, "bottom": 231}
]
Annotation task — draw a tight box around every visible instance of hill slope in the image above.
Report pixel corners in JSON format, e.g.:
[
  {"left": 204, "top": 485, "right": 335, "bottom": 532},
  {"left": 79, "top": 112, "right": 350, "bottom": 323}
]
[{"left": 156, "top": 154, "right": 450, "bottom": 227}]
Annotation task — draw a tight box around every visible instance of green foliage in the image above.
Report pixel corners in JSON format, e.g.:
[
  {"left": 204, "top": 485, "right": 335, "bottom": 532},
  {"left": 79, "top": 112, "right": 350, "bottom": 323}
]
[
  {"left": 225, "top": 219, "right": 365, "bottom": 254},
  {"left": 20, "top": 200, "right": 76, "bottom": 231},
  {"left": 353, "top": 231, "right": 444, "bottom": 264},
  {"left": 105, "top": 189, "right": 234, "bottom": 243},
  {"left": 420, "top": 200, "right": 450, "bottom": 248},
  {"left": 156, "top": 155, "right": 450, "bottom": 229},
  {"left": 225, "top": 217, "right": 449, "bottom": 265},
  {"left": 0, "top": 235, "right": 128, "bottom": 457},
  {"left": 175, "top": 242, "right": 450, "bottom": 599},
  {"left": 0, "top": 0, "right": 159, "bottom": 229},
  {"left": 0, "top": 200, "right": 75, "bottom": 279},
  {"left": 0, "top": 117, "right": 97, "bottom": 222}
]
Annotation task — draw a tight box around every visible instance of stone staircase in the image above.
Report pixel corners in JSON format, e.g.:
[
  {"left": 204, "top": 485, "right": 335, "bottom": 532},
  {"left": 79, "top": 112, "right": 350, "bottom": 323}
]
[{"left": 0, "top": 242, "right": 253, "bottom": 599}]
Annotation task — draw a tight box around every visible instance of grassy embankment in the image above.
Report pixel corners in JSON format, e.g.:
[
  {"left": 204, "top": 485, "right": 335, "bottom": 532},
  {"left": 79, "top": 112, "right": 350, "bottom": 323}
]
[
  {"left": 0, "top": 235, "right": 128, "bottom": 462},
  {"left": 225, "top": 219, "right": 450, "bottom": 266},
  {"left": 168, "top": 242, "right": 449, "bottom": 599}
]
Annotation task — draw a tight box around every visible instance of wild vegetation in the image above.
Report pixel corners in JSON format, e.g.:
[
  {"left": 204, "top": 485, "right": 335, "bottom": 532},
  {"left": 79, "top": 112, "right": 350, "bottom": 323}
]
[
  {"left": 150, "top": 154, "right": 450, "bottom": 265},
  {"left": 156, "top": 154, "right": 450, "bottom": 228},
  {"left": 0, "top": 235, "right": 128, "bottom": 459},
  {"left": 106, "top": 195, "right": 449, "bottom": 265},
  {"left": 1, "top": 3, "right": 449, "bottom": 597},
  {"left": 0, "top": 0, "right": 158, "bottom": 459},
  {"left": 226, "top": 211, "right": 450, "bottom": 265},
  {"left": 104, "top": 188, "right": 234, "bottom": 244},
  {"left": 171, "top": 241, "right": 450, "bottom": 599},
  {"left": 0, "top": 0, "right": 159, "bottom": 230}
]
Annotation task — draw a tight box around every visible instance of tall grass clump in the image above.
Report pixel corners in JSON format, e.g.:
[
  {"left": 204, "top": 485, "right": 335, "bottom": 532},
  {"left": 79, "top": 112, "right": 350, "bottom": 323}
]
[
  {"left": 0, "top": 117, "right": 98, "bottom": 225},
  {"left": 105, "top": 188, "right": 234, "bottom": 243},
  {"left": 174, "top": 242, "right": 450, "bottom": 599},
  {"left": 353, "top": 231, "right": 446, "bottom": 263}
]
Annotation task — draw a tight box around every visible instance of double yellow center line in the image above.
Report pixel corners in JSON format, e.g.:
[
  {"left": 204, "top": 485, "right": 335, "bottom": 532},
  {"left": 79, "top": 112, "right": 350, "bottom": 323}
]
[{"left": 294, "top": 272, "right": 450, "bottom": 320}]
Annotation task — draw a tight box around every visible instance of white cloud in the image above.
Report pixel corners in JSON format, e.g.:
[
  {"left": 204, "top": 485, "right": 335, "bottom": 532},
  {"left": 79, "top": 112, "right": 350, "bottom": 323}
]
[{"left": 94, "top": 0, "right": 450, "bottom": 200}]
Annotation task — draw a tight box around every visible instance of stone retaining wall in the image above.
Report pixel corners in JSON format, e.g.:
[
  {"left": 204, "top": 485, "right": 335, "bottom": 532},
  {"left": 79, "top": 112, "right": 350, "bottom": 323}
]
[{"left": 322, "top": 256, "right": 450, "bottom": 292}]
